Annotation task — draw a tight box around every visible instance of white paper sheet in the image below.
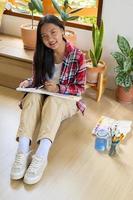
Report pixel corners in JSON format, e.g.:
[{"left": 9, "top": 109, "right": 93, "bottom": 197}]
[{"left": 16, "top": 87, "right": 82, "bottom": 101}]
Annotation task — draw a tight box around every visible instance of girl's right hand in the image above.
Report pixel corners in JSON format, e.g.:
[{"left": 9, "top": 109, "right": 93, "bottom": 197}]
[{"left": 19, "top": 80, "right": 31, "bottom": 88}]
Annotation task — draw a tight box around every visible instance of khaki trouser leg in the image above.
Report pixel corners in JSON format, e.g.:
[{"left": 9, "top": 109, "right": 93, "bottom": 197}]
[
  {"left": 16, "top": 93, "right": 44, "bottom": 141},
  {"left": 37, "top": 96, "right": 78, "bottom": 143}
]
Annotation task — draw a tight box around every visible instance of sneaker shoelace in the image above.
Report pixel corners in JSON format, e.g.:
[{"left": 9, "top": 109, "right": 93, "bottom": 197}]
[
  {"left": 13, "top": 153, "right": 26, "bottom": 169},
  {"left": 27, "top": 156, "right": 45, "bottom": 174}
]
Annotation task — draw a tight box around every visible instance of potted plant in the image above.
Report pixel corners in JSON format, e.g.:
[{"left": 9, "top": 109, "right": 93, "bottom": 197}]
[
  {"left": 20, "top": 0, "right": 43, "bottom": 50},
  {"left": 51, "top": 0, "right": 83, "bottom": 44},
  {"left": 111, "top": 35, "right": 133, "bottom": 103},
  {"left": 86, "top": 20, "right": 106, "bottom": 84}
]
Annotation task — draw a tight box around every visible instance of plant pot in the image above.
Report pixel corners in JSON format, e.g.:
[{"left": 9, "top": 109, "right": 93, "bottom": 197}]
[
  {"left": 64, "top": 30, "right": 77, "bottom": 45},
  {"left": 86, "top": 60, "right": 106, "bottom": 84},
  {"left": 21, "top": 24, "right": 37, "bottom": 50},
  {"left": 116, "top": 86, "right": 133, "bottom": 104}
]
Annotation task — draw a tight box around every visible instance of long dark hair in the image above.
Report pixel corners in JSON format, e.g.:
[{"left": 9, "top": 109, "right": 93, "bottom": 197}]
[{"left": 33, "top": 15, "right": 65, "bottom": 87}]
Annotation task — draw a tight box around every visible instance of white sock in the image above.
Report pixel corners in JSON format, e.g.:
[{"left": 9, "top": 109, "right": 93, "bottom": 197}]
[
  {"left": 35, "top": 138, "right": 52, "bottom": 159},
  {"left": 18, "top": 136, "right": 30, "bottom": 154}
]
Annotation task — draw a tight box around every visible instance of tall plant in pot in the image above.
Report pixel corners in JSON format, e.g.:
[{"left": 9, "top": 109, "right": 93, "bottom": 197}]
[
  {"left": 111, "top": 35, "right": 133, "bottom": 103},
  {"left": 51, "top": 0, "right": 83, "bottom": 44},
  {"left": 87, "top": 20, "right": 106, "bottom": 84},
  {"left": 20, "top": 0, "right": 43, "bottom": 50}
]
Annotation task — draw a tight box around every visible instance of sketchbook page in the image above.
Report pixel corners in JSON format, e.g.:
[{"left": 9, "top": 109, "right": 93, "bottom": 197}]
[
  {"left": 92, "top": 116, "right": 132, "bottom": 137},
  {"left": 16, "top": 87, "right": 82, "bottom": 101},
  {"left": 113, "top": 120, "right": 132, "bottom": 136},
  {"left": 92, "top": 116, "right": 115, "bottom": 135}
]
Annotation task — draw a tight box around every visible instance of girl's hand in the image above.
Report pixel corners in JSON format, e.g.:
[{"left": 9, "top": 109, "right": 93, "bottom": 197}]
[
  {"left": 19, "top": 80, "right": 31, "bottom": 88},
  {"left": 45, "top": 80, "right": 59, "bottom": 93}
]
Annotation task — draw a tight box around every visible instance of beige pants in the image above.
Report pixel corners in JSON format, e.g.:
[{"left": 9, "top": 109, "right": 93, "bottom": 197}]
[{"left": 17, "top": 93, "right": 78, "bottom": 143}]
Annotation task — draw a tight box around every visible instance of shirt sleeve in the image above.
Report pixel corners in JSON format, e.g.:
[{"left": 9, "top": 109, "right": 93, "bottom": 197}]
[{"left": 59, "top": 52, "right": 87, "bottom": 95}]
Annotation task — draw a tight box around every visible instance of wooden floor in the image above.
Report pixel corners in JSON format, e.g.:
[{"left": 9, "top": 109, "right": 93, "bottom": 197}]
[{"left": 0, "top": 86, "right": 133, "bottom": 200}]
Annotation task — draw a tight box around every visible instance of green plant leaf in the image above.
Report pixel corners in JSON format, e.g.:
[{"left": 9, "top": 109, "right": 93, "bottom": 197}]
[
  {"left": 28, "top": 2, "right": 35, "bottom": 11},
  {"left": 64, "top": 0, "right": 69, "bottom": 12},
  {"left": 114, "top": 66, "right": 123, "bottom": 73},
  {"left": 123, "top": 57, "right": 132, "bottom": 72},
  {"left": 92, "top": 24, "right": 96, "bottom": 49},
  {"left": 93, "top": 25, "right": 99, "bottom": 53},
  {"left": 52, "top": 0, "right": 64, "bottom": 16},
  {"left": 111, "top": 52, "right": 125, "bottom": 66},
  {"left": 131, "top": 65, "right": 133, "bottom": 71},
  {"left": 115, "top": 72, "right": 132, "bottom": 89},
  {"left": 66, "top": 16, "right": 79, "bottom": 21},
  {"left": 90, "top": 50, "right": 97, "bottom": 67},
  {"left": 96, "top": 48, "right": 102, "bottom": 64},
  {"left": 31, "top": 0, "right": 43, "bottom": 13},
  {"left": 131, "top": 75, "right": 133, "bottom": 81},
  {"left": 117, "top": 35, "right": 130, "bottom": 57},
  {"left": 130, "top": 48, "right": 133, "bottom": 63},
  {"left": 69, "top": 8, "right": 83, "bottom": 14},
  {"left": 124, "top": 75, "right": 132, "bottom": 88},
  {"left": 95, "top": 21, "right": 104, "bottom": 62},
  {"left": 51, "top": 0, "right": 69, "bottom": 21},
  {"left": 91, "top": 21, "right": 104, "bottom": 65},
  {"left": 115, "top": 72, "right": 125, "bottom": 86}
]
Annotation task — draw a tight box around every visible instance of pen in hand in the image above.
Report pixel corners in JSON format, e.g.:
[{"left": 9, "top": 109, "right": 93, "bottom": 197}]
[{"left": 37, "top": 85, "right": 44, "bottom": 89}]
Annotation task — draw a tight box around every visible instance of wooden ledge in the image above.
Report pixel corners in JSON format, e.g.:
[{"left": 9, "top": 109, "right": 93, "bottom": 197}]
[
  {"left": 0, "top": 33, "right": 34, "bottom": 63},
  {"left": 0, "top": 34, "right": 33, "bottom": 89}
]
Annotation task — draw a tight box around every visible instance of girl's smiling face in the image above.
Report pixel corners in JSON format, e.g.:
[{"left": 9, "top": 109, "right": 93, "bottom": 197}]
[{"left": 41, "top": 23, "right": 65, "bottom": 50}]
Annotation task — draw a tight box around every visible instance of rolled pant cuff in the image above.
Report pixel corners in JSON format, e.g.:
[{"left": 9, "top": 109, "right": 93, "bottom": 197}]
[
  {"left": 37, "top": 136, "right": 53, "bottom": 144},
  {"left": 16, "top": 135, "right": 32, "bottom": 145}
]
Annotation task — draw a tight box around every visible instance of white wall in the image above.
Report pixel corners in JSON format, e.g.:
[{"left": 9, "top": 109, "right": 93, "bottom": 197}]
[
  {"left": 102, "top": 0, "right": 133, "bottom": 88},
  {"left": 1, "top": 0, "right": 133, "bottom": 89}
]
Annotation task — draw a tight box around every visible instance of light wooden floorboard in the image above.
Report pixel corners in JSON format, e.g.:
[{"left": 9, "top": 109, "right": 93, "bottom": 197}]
[{"left": 0, "top": 86, "right": 133, "bottom": 200}]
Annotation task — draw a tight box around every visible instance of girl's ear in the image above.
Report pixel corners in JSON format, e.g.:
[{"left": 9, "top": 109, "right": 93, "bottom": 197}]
[
  {"left": 61, "top": 28, "right": 65, "bottom": 35},
  {"left": 62, "top": 30, "right": 65, "bottom": 38}
]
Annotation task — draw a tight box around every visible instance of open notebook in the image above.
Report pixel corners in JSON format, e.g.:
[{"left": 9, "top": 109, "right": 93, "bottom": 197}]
[{"left": 16, "top": 87, "right": 82, "bottom": 101}]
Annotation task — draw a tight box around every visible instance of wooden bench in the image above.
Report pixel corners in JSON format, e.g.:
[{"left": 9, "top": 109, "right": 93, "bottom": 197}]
[{"left": 0, "top": 34, "right": 33, "bottom": 89}]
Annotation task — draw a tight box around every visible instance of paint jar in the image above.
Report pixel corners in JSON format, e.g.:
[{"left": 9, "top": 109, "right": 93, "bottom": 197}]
[{"left": 95, "top": 129, "right": 112, "bottom": 152}]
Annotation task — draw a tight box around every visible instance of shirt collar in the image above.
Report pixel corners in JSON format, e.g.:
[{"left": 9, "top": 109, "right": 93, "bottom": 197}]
[{"left": 64, "top": 41, "right": 75, "bottom": 58}]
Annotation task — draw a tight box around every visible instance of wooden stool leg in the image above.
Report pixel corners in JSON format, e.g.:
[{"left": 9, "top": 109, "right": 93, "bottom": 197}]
[{"left": 96, "top": 73, "right": 104, "bottom": 102}]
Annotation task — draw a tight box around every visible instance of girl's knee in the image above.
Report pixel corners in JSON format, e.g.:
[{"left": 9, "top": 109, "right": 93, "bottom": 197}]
[
  {"left": 45, "top": 96, "right": 62, "bottom": 104},
  {"left": 22, "top": 93, "right": 43, "bottom": 105}
]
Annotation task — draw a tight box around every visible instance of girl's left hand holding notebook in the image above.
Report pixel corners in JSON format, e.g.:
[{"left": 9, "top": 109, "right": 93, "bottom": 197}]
[{"left": 19, "top": 80, "right": 31, "bottom": 88}]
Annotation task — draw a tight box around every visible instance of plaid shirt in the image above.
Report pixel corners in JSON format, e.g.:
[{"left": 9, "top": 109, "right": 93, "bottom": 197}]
[
  {"left": 26, "top": 41, "right": 86, "bottom": 114},
  {"left": 58, "top": 41, "right": 86, "bottom": 114}
]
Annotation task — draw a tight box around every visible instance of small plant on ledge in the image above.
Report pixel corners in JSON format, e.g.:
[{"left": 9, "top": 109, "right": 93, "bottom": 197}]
[
  {"left": 28, "top": 0, "right": 43, "bottom": 29},
  {"left": 20, "top": 0, "right": 43, "bottom": 50},
  {"left": 86, "top": 20, "right": 106, "bottom": 84},
  {"left": 89, "top": 20, "right": 104, "bottom": 67}
]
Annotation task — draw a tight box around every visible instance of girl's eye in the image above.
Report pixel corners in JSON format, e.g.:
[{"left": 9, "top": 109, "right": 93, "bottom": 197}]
[
  {"left": 52, "top": 31, "right": 56, "bottom": 34},
  {"left": 41, "top": 34, "right": 47, "bottom": 39}
]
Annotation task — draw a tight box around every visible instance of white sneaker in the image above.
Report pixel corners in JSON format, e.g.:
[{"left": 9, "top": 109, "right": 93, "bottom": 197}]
[
  {"left": 10, "top": 151, "right": 31, "bottom": 180},
  {"left": 24, "top": 155, "right": 47, "bottom": 184}
]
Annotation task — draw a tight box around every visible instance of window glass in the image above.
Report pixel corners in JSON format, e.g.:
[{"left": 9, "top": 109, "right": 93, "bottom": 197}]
[
  {"left": 5, "top": 0, "right": 103, "bottom": 30},
  {"left": 8, "top": 0, "right": 42, "bottom": 16},
  {"left": 55, "top": 0, "right": 97, "bottom": 25}
]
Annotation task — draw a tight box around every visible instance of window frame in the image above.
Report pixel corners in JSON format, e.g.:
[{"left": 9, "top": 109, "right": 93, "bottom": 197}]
[{"left": 3, "top": 0, "right": 103, "bottom": 31}]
